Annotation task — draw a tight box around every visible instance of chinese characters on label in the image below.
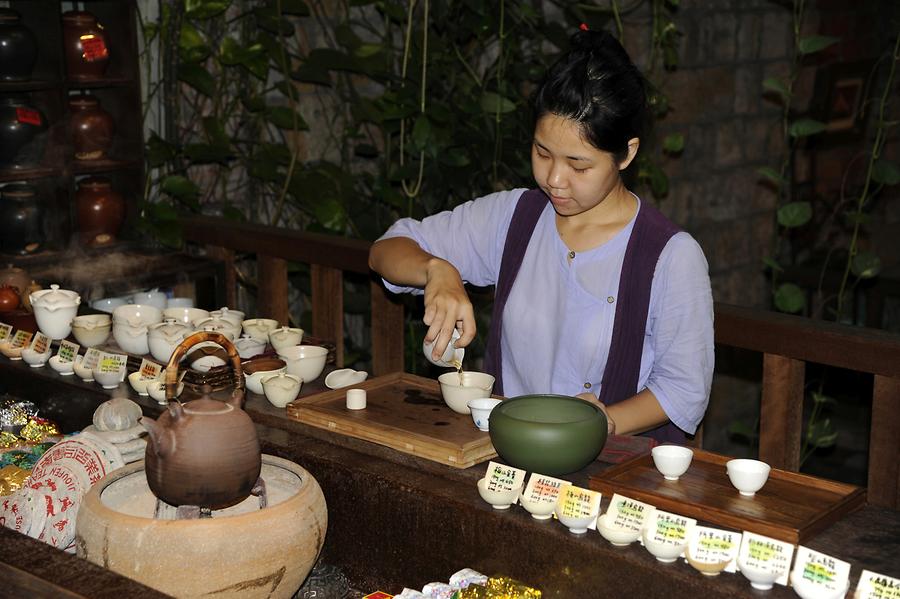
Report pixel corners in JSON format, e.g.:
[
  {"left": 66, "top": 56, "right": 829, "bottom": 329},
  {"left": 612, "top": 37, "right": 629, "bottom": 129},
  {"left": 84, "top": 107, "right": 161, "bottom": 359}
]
[
  {"left": 484, "top": 461, "right": 525, "bottom": 495},
  {"left": 738, "top": 531, "right": 795, "bottom": 586},
  {"left": 57, "top": 340, "right": 80, "bottom": 363}
]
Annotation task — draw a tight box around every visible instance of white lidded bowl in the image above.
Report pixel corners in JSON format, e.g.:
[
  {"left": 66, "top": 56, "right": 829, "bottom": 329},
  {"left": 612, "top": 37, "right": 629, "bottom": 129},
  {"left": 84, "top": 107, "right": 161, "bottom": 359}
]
[
  {"left": 147, "top": 319, "right": 192, "bottom": 363},
  {"left": 437, "top": 371, "right": 495, "bottom": 415},
  {"left": 112, "top": 304, "right": 163, "bottom": 329},
  {"left": 651, "top": 445, "right": 694, "bottom": 481},
  {"left": 726, "top": 458, "right": 771, "bottom": 497},
  {"left": 234, "top": 334, "right": 266, "bottom": 359},
  {"left": 269, "top": 326, "right": 304, "bottom": 352},
  {"left": 261, "top": 372, "right": 303, "bottom": 408},
  {"left": 71, "top": 314, "right": 112, "bottom": 348},
  {"left": 241, "top": 318, "right": 280, "bottom": 343},
  {"left": 162, "top": 307, "right": 208, "bottom": 326},
  {"left": 112, "top": 322, "right": 150, "bottom": 355},
  {"left": 30, "top": 284, "right": 81, "bottom": 340},
  {"left": 192, "top": 316, "right": 241, "bottom": 340},
  {"left": 209, "top": 307, "right": 244, "bottom": 326},
  {"left": 276, "top": 345, "right": 328, "bottom": 383}
]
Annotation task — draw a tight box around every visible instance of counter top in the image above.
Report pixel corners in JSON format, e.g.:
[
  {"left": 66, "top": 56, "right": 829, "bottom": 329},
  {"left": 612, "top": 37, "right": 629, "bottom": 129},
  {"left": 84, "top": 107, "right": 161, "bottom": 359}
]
[{"left": 2, "top": 358, "right": 899, "bottom": 598}]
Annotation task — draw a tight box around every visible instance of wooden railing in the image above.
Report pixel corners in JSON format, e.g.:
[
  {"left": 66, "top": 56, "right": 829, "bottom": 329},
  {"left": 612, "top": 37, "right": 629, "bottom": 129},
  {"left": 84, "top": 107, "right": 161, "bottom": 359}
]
[{"left": 181, "top": 215, "right": 900, "bottom": 508}]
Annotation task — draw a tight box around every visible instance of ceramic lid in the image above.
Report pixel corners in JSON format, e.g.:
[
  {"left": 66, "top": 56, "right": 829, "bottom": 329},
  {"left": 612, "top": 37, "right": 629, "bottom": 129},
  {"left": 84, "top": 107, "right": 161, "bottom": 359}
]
[
  {"left": 148, "top": 318, "right": 191, "bottom": 341},
  {"left": 30, "top": 284, "right": 81, "bottom": 309}
]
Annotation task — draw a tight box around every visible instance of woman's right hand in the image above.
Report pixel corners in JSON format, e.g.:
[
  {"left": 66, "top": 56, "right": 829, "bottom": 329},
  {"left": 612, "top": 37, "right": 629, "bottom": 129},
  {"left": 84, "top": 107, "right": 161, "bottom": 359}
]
[{"left": 423, "top": 257, "right": 476, "bottom": 360}]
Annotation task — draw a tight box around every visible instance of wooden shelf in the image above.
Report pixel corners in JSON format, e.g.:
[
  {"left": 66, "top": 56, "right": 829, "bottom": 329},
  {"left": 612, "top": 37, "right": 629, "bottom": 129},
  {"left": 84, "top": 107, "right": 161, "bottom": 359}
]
[
  {"left": 0, "top": 79, "right": 60, "bottom": 92},
  {"left": 72, "top": 157, "right": 142, "bottom": 175},
  {"left": 0, "top": 166, "right": 61, "bottom": 183},
  {"left": 64, "top": 77, "right": 135, "bottom": 89}
]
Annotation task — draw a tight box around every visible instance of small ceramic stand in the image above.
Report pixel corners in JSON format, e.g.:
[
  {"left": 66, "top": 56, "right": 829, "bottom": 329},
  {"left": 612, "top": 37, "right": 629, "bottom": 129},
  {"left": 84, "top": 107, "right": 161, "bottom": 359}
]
[
  {"left": 476, "top": 460, "right": 526, "bottom": 510},
  {"left": 642, "top": 509, "right": 696, "bottom": 563},
  {"left": 789, "top": 546, "right": 851, "bottom": 599},
  {"left": 685, "top": 525, "right": 741, "bottom": 576},
  {"left": 855, "top": 569, "right": 900, "bottom": 599},
  {"left": 554, "top": 485, "right": 601, "bottom": 534},
  {"left": 518, "top": 473, "right": 570, "bottom": 520},
  {"left": 736, "top": 531, "right": 795, "bottom": 590}
]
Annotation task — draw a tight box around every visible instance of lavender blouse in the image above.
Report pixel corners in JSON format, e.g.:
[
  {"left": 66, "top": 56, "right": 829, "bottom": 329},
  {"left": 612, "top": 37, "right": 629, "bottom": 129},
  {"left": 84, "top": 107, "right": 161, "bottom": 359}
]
[{"left": 378, "top": 188, "right": 714, "bottom": 434}]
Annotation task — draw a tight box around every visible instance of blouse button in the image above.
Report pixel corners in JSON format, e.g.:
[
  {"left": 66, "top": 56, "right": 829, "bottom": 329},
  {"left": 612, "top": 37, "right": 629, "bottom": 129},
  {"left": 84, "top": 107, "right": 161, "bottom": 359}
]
[
  {"left": 583, "top": 382, "right": 591, "bottom": 389},
  {"left": 568, "top": 251, "right": 576, "bottom": 260},
  {"left": 607, "top": 296, "right": 615, "bottom": 303}
]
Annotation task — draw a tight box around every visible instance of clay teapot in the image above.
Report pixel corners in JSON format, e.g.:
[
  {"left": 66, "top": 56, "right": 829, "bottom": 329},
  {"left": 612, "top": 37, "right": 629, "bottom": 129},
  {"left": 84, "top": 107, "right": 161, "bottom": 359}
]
[{"left": 141, "top": 331, "right": 261, "bottom": 509}]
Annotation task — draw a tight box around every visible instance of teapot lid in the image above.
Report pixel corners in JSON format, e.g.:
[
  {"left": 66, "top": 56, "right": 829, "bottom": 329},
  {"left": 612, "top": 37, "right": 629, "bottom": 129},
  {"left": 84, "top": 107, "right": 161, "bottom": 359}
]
[
  {"left": 30, "top": 284, "right": 81, "bottom": 307},
  {"left": 148, "top": 318, "right": 191, "bottom": 339}
]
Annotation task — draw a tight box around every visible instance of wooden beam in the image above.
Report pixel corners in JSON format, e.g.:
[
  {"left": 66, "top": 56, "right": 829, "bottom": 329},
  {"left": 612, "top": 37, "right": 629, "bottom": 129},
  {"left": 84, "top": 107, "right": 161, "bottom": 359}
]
[
  {"left": 257, "top": 254, "right": 289, "bottom": 324},
  {"left": 869, "top": 375, "right": 900, "bottom": 508},
  {"left": 759, "top": 353, "right": 805, "bottom": 471},
  {"left": 370, "top": 279, "right": 404, "bottom": 376},
  {"left": 312, "top": 265, "right": 343, "bottom": 368},
  {"left": 204, "top": 245, "right": 236, "bottom": 308}
]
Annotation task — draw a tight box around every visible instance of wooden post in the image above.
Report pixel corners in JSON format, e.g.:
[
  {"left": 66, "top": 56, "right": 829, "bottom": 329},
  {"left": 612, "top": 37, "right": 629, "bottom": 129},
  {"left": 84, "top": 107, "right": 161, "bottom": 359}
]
[
  {"left": 258, "top": 254, "right": 289, "bottom": 324},
  {"left": 869, "top": 375, "right": 900, "bottom": 508},
  {"left": 759, "top": 353, "right": 805, "bottom": 471},
  {"left": 370, "top": 280, "right": 404, "bottom": 376},
  {"left": 205, "top": 245, "right": 236, "bottom": 308},
  {"left": 312, "top": 265, "right": 343, "bottom": 368}
]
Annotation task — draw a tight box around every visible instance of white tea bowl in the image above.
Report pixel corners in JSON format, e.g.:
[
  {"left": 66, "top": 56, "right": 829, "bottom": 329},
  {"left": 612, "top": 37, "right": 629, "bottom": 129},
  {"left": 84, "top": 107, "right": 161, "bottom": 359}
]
[
  {"left": 789, "top": 569, "right": 849, "bottom": 599},
  {"left": 166, "top": 297, "right": 194, "bottom": 309},
  {"left": 162, "top": 306, "right": 208, "bottom": 325},
  {"left": 261, "top": 372, "right": 303, "bottom": 408},
  {"left": 22, "top": 346, "right": 51, "bottom": 367},
  {"left": 73, "top": 355, "right": 93, "bottom": 382},
  {"left": 90, "top": 297, "right": 128, "bottom": 313},
  {"left": 276, "top": 344, "right": 328, "bottom": 382},
  {"left": 243, "top": 357, "right": 287, "bottom": 395},
  {"left": 518, "top": 493, "right": 558, "bottom": 521},
  {"left": 476, "top": 477, "right": 520, "bottom": 510},
  {"left": 71, "top": 314, "right": 112, "bottom": 348},
  {"left": 130, "top": 290, "right": 168, "bottom": 310},
  {"left": 438, "top": 371, "right": 495, "bottom": 414},
  {"left": 127, "top": 371, "right": 153, "bottom": 396},
  {"left": 726, "top": 458, "right": 771, "bottom": 497},
  {"left": 93, "top": 366, "right": 126, "bottom": 390},
  {"left": 737, "top": 555, "right": 782, "bottom": 590},
  {"left": 467, "top": 397, "right": 502, "bottom": 431},
  {"left": 642, "top": 527, "right": 688, "bottom": 563},
  {"left": 48, "top": 355, "right": 75, "bottom": 375},
  {"left": 596, "top": 514, "right": 642, "bottom": 547},
  {"left": 651, "top": 445, "right": 694, "bottom": 481},
  {"left": 555, "top": 503, "right": 597, "bottom": 535},
  {"left": 147, "top": 379, "right": 184, "bottom": 404}
]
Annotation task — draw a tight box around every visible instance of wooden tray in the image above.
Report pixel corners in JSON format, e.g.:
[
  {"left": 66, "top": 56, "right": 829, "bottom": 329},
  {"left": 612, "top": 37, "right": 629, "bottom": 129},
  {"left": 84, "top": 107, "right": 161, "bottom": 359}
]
[
  {"left": 285, "top": 372, "right": 497, "bottom": 469},
  {"left": 588, "top": 448, "right": 865, "bottom": 543}
]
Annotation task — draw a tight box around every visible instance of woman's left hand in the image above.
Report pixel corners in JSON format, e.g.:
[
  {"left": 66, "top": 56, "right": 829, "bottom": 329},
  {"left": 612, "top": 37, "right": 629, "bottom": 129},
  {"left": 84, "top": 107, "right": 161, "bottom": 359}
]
[{"left": 576, "top": 392, "right": 616, "bottom": 435}]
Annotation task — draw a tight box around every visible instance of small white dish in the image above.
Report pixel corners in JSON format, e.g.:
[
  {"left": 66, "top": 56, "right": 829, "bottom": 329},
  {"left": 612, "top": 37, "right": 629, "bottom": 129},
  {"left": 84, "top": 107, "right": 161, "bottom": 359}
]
[
  {"left": 127, "top": 371, "right": 152, "bottom": 396},
  {"left": 737, "top": 556, "right": 782, "bottom": 591},
  {"left": 261, "top": 372, "right": 303, "bottom": 408},
  {"left": 726, "top": 458, "right": 771, "bottom": 497},
  {"left": 467, "top": 397, "right": 502, "bottom": 431},
  {"left": 642, "top": 528, "right": 687, "bottom": 563},
  {"left": 596, "top": 514, "right": 642, "bottom": 547},
  {"left": 651, "top": 445, "right": 694, "bottom": 481},
  {"left": 518, "top": 493, "right": 557, "bottom": 520},
  {"left": 21, "top": 347, "right": 51, "bottom": 367},
  {"left": 476, "top": 477, "right": 520, "bottom": 510},
  {"left": 48, "top": 355, "right": 75, "bottom": 376},
  {"left": 324, "top": 368, "right": 369, "bottom": 390}
]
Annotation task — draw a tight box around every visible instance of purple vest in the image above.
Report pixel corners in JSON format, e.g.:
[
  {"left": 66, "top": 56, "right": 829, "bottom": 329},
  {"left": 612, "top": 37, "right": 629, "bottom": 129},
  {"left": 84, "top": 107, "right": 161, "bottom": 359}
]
[{"left": 483, "top": 188, "right": 685, "bottom": 443}]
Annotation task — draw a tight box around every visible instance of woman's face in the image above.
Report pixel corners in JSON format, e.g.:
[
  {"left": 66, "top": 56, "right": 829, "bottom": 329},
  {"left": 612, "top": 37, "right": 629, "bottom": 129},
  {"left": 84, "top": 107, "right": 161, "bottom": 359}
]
[{"left": 531, "top": 113, "right": 637, "bottom": 218}]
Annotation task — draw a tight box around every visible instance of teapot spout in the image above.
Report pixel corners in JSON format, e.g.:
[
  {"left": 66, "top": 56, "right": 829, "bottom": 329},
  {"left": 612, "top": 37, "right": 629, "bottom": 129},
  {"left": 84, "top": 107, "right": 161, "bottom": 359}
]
[{"left": 141, "top": 416, "right": 172, "bottom": 458}]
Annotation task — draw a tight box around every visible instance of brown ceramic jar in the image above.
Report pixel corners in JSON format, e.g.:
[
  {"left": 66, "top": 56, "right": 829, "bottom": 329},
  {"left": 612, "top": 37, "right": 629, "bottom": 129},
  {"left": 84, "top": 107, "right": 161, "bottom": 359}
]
[
  {"left": 62, "top": 11, "right": 110, "bottom": 81},
  {"left": 75, "top": 176, "right": 124, "bottom": 246},
  {"left": 69, "top": 94, "right": 114, "bottom": 160}
]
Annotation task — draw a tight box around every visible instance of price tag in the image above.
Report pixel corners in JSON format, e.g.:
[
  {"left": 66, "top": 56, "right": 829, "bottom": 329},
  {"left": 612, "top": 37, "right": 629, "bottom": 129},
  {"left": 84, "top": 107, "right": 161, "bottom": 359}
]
[
  {"left": 15, "top": 107, "right": 42, "bottom": 126},
  {"left": 57, "top": 340, "right": 80, "bottom": 363},
  {"left": 645, "top": 509, "right": 696, "bottom": 546},
  {"left": 98, "top": 351, "right": 127, "bottom": 374},
  {"left": 520, "top": 473, "right": 570, "bottom": 507},
  {"left": 791, "top": 546, "right": 850, "bottom": 595},
  {"left": 605, "top": 493, "right": 655, "bottom": 533},
  {"left": 10, "top": 330, "right": 33, "bottom": 349},
  {"left": 79, "top": 34, "right": 108, "bottom": 62},
  {"left": 138, "top": 358, "right": 163, "bottom": 380},
  {"left": 29, "top": 332, "right": 51, "bottom": 354},
  {"left": 738, "top": 531, "right": 795, "bottom": 587},
  {"left": 82, "top": 347, "right": 102, "bottom": 371},
  {"left": 0, "top": 323, "right": 12, "bottom": 342},
  {"left": 687, "top": 526, "right": 741, "bottom": 573},
  {"left": 557, "top": 485, "right": 601, "bottom": 528},
  {"left": 484, "top": 461, "right": 526, "bottom": 495},
  {"left": 856, "top": 570, "right": 900, "bottom": 599}
]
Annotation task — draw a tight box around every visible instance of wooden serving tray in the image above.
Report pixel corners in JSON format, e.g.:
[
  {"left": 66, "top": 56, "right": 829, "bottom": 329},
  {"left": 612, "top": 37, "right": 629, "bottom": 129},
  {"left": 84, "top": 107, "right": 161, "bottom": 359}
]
[
  {"left": 588, "top": 448, "right": 865, "bottom": 543},
  {"left": 285, "top": 372, "right": 497, "bottom": 469}
]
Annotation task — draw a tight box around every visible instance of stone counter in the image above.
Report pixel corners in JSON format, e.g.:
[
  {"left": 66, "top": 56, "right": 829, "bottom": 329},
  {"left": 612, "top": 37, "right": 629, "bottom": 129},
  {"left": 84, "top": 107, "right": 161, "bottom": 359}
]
[{"left": 2, "top": 359, "right": 899, "bottom": 598}]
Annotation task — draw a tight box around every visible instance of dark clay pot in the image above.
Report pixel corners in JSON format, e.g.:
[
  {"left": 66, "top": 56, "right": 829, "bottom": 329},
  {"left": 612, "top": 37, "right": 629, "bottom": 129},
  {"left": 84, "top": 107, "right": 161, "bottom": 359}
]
[
  {"left": 0, "top": 9, "right": 38, "bottom": 81},
  {"left": 0, "top": 94, "right": 47, "bottom": 168},
  {"left": 0, "top": 183, "right": 43, "bottom": 254},
  {"left": 75, "top": 176, "right": 124, "bottom": 246},
  {"left": 62, "top": 11, "right": 110, "bottom": 81},
  {"left": 488, "top": 394, "right": 608, "bottom": 475},
  {"left": 70, "top": 94, "right": 115, "bottom": 160}
]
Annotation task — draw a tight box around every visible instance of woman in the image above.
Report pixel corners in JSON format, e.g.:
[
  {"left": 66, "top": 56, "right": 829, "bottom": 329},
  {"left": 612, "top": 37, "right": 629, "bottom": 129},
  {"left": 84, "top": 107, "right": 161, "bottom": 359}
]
[{"left": 369, "top": 29, "right": 713, "bottom": 442}]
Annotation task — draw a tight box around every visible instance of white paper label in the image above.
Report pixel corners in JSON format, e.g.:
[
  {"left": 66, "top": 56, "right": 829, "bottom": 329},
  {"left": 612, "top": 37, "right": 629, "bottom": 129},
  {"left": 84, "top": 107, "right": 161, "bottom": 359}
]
[
  {"left": 98, "top": 352, "right": 128, "bottom": 375},
  {"left": 791, "top": 545, "right": 850, "bottom": 594},
  {"left": 29, "top": 331, "right": 51, "bottom": 354},
  {"left": 82, "top": 347, "right": 102, "bottom": 370},
  {"left": 484, "top": 461, "right": 526, "bottom": 495},
  {"left": 687, "top": 526, "right": 741, "bottom": 573},
  {"left": 10, "top": 329, "right": 32, "bottom": 349},
  {"left": 0, "top": 323, "right": 11, "bottom": 342},
  {"left": 520, "top": 473, "right": 570, "bottom": 507},
  {"left": 645, "top": 509, "right": 696, "bottom": 547},
  {"left": 856, "top": 569, "right": 900, "bottom": 599},
  {"left": 138, "top": 358, "right": 163, "bottom": 380},
  {"left": 605, "top": 493, "right": 655, "bottom": 533},
  {"left": 57, "top": 340, "right": 80, "bottom": 363},
  {"left": 557, "top": 485, "right": 601, "bottom": 527},
  {"left": 738, "top": 531, "right": 795, "bottom": 586}
]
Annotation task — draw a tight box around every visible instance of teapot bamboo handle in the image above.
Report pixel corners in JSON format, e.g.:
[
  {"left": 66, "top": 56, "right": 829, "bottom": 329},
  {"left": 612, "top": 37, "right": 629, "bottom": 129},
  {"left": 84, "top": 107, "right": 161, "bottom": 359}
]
[{"left": 164, "top": 331, "right": 244, "bottom": 402}]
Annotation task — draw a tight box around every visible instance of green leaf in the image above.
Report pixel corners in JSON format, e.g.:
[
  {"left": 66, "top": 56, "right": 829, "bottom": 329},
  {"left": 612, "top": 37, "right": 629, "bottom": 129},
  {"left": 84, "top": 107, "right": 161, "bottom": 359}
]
[
  {"left": 757, "top": 166, "right": 786, "bottom": 186},
  {"left": 185, "top": 0, "right": 231, "bottom": 19},
  {"left": 480, "top": 92, "right": 516, "bottom": 114},
  {"left": 354, "top": 44, "right": 384, "bottom": 58},
  {"left": 789, "top": 119, "right": 827, "bottom": 138},
  {"left": 202, "top": 116, "right": 229, "bottom": 148},
  {"left": 219, "top": 36, "right": 244, "bottom": 65},
  {"left": 161, "top": 175, "right": 200, "bottom": 202},
  {"left": 662, "top": 133, "right": 685, "bottom": 153},
  {"left": 265, "top": 106, "right": 308, "bottom": 130},
  {"left": 292, "top": 62, "right": 332, "bottom": 86},
  {"left": 811, "top": 392, "right": 837, "bottom": 407},
  {"left": 777, "top": 201, "right": 812, "bottom": 228},
  {"left": 184, "top": 143, "right": 230, "bottom": 164},
  {"left": 411, "top": 115, "right": 431, "bottom": 150},
  {"left": 253, "top": 6, "right": 294, "bottom": 35},
  {"left": 762, "top": 77, "right": 791, "bottom": 101},
  {"left": 177, "top": 63, "right": 215, "bottom": 96},
  {"left": 806, "top": 418, "right": 837, "bottom": 449},
  {"left": 872, "top": 159, "right": 900, "bottom": 185},
  {"left": 774, "top": 282, "right": 806, "bottom": 314},
  {"left": 763, "top": 256, "right": 784, "bottom": 273},
  {"left": 851, "top": 250, "right": 881, "bottom": 279},
  {"left": 146, "top": 133, "right": 177, "bottom": 168},
  {"left": 798, "top": 35, "right": 840, "bottom": 55},
  {"left": 178, "top": 22, "right": 209, "bottom": 63}
]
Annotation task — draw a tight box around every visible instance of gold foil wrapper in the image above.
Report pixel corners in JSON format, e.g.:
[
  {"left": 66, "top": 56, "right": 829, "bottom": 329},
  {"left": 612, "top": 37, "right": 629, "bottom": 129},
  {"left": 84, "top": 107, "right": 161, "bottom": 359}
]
[
  {"left": 0, "top": 465, "right": 30, "bottom": 496},
  {"left": 19, "top": 417, "right": 60, "bottom": 442},
  {"left": 453, "top": 584, "right": 503, "bottom": 598},
  {"left": 483, "top": 577, "right": 541, "bottom": 599},
  {"left": 0, "top": 431, "right": 19, "bottom": 448}
]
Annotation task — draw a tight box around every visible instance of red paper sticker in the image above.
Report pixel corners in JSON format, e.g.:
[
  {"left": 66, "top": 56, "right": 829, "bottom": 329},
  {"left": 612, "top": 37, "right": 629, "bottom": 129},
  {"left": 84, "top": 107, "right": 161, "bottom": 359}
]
[
  {"left": 363, "top": 593, "right": 393, "bottom": 599},
  {"left": 79, "top": 35, "right": 108, "bottom": 62},
  {"left": 16, "top": 107, "right": 41, "bottom": 126}
]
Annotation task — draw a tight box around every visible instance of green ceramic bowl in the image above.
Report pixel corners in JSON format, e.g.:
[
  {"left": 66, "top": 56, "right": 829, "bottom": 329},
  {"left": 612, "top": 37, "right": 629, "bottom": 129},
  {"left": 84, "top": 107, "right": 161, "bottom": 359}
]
[{"left": 488, "top": 394, "right": 608, "bottom": 475}]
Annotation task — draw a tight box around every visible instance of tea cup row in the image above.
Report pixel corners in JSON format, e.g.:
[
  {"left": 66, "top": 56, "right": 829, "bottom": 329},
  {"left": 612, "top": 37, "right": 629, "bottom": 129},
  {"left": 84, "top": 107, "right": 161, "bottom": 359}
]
[{"left": 651, "top": 445, "right": 771, "bottom": 496}]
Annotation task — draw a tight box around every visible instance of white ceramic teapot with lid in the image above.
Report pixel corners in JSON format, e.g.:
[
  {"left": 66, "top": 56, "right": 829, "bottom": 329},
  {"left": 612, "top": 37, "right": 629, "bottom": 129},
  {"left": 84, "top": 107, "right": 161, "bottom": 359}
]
[
  {"left": 30, "top": 284, "right": 81, "bottom": 339},
  {"left": 148, "top": 318, "right": 192, "bottom": 363}
]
